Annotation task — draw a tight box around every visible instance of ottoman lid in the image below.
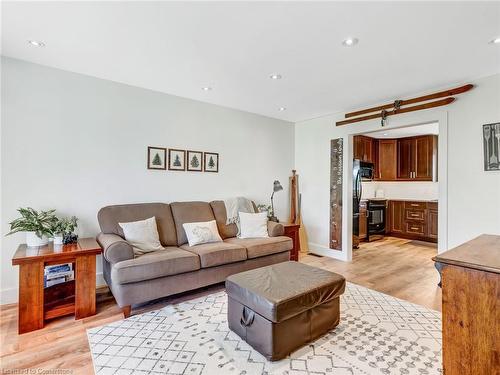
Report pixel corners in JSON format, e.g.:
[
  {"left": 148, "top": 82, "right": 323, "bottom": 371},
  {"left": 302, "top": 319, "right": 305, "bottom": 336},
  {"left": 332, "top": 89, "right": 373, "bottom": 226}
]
[{"left": 226, "top": 261, "right": 345, "bottom": 323}]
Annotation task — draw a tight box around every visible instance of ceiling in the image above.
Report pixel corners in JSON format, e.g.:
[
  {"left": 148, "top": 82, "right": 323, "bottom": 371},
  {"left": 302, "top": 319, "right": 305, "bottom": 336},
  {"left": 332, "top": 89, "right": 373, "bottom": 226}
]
[
  {"left": 363, "top": 122, "right": 439, "bottom": 139},
  {"left": 2, "top": 2, "right": 499, "bottom": 122}
]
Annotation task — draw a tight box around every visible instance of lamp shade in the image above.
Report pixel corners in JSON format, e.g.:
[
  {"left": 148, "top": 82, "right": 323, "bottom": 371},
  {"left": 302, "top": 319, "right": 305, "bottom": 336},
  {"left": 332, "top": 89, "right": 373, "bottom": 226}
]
[{"left": 273, "top": 180, "right": 283, "bottom": 192}]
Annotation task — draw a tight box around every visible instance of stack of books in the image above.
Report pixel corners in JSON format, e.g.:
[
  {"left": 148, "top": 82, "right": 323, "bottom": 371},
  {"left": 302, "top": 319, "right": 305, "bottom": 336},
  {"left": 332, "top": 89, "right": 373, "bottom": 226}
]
[{"left": 44, "top": 263, "right": 74, "bottom": 288}]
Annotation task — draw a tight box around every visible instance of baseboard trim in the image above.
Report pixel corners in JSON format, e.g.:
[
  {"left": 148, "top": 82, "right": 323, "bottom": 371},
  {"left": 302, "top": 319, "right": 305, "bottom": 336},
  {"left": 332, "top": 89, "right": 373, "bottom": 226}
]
[
  {"left": 1, "top": 272, "right": 108, "bottom": 305},
  {"left": 308, "top": 242, "right": 349, "bottom": 261}
]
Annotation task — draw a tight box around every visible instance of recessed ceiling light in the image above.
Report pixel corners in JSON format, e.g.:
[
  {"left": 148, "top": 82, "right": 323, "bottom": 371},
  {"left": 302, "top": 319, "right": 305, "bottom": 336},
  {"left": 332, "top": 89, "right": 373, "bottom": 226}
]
[
  {"left": 27, "top": 40, "right": 45, "bottom": 47},
  {"left": 278, "top": 107, "right": 287, "bottom": 111},
  {"left": 490, "top": 37, "right": 500, "bottom": 44},
  {"left": 201, "top": 87, "right": 212, "bottom": 91},
  {"left": 270, "top": 74, "right": 282, "bottom": 80},
  {"left": 342, "top": 37, "right": 359, "bottom": 47},
  {"left": 383, "top": 133, "right": 388, "bottom": 136}
]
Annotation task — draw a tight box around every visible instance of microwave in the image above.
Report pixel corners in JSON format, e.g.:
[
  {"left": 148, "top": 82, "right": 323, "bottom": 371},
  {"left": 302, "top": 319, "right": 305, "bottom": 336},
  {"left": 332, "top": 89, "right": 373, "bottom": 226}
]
[{"left": 354, "top": 159, "right": 374, "bottom": 181}]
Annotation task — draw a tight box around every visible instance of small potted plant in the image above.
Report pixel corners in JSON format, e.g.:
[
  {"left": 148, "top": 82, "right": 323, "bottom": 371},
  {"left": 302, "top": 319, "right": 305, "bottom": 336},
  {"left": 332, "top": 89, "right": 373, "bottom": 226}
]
[
  {"left": 6, "top": 207, "right": 58, "bottom": 247},
  {"left": 60, "top": 216, "right": 79, "bottom": 244},
  {"left": 50, "top": 219, "right": 66, "bottom": 245}
]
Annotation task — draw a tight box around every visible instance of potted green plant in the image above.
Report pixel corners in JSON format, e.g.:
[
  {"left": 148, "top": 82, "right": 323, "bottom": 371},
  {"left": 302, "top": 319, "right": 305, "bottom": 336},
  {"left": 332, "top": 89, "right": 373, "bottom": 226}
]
[
  {"left": 50, "top": 219, "right": 66, "bottom": 245},
  {"left": 6, "top": 207, "right": 58, "bottom": 247},
  {"left": 60, "top": 216, "right": 78, "bottom": 244}
]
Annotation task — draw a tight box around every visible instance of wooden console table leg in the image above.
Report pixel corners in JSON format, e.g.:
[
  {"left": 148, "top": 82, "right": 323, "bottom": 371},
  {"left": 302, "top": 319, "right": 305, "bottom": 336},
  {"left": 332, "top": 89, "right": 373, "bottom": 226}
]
[
  {"left": 18, "top": 261, "right": 44, "bottom": 334},
  {"left": 75, "top": 255, "right": 96, "bottom": 319}
]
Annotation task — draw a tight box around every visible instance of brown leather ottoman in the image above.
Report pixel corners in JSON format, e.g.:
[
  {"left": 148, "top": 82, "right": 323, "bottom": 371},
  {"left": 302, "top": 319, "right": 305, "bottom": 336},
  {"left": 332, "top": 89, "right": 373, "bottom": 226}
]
[{"left": 225, "top": 261, "right": 346, "bottom": 361}]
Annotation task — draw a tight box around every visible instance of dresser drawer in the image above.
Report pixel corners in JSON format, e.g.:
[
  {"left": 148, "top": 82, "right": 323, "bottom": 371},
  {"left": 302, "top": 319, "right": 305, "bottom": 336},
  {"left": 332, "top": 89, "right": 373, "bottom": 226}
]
[
  {"left": 405, "top": 209, "right": 425, "bottom": 221},
  {"left": 405, "top": 222, "right": 426, "bottom": 236},
  {"left": 405, "top": 201, "right": 427, "bottom": 210}
]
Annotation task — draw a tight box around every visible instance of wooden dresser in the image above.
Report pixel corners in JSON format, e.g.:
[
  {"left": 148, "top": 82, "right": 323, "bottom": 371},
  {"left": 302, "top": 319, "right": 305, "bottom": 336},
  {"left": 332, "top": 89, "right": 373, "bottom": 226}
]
[{"left": 433, "top": 235, "right": 499, "bottom": 374}]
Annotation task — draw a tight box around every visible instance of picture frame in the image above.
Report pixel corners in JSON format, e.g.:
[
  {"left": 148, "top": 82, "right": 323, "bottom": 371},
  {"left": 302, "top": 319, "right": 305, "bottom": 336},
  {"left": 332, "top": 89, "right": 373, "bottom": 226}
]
[
  {"left": 168, "top": 149, "right": 186, "bottom": 171},
  {"left": 483, "top": 122, "right": 500, "bottom": 171},
  {"left": 147, "top": 146, "right": 167, "bottom": 170},
  {"left": 187, "top": 150, "right": 203, "bottom": 172},
  {"left": 204, "top": 152, "right": 219, "bottom": 173}
]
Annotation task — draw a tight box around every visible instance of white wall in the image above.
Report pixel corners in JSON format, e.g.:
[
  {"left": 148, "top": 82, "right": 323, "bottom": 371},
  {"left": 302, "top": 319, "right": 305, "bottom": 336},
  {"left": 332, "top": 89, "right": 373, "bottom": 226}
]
[
  {"left": 295, "top": 74, "right": 500, "bottom": 260},
  {"left": 361, "top": 181, "right": 438, "bottom": 201},
  {"left": 1, "top": 57, "right": 294, "bottom": 304}
]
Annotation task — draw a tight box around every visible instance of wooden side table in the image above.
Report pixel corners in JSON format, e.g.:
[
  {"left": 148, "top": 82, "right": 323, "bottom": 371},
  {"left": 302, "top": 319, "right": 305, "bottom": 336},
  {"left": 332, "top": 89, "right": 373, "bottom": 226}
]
[
  {"left": 283, "top": 223, "right": 301, "bottom": 261},
  {"left": 12, "top": 238, "right": 102, "bottom": 334}
]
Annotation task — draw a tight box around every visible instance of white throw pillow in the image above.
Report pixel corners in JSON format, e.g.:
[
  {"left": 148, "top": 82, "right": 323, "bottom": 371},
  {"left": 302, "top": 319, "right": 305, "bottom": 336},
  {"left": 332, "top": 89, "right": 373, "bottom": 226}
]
[
  {"left": 183, "top": 220, "right": 223, "bottom": 247},
  {"left": 119, "top": 217, "right": 164, "bottom": 255},
  {"left": 238, "top": 211, "right": 269, "bottom": 239}
]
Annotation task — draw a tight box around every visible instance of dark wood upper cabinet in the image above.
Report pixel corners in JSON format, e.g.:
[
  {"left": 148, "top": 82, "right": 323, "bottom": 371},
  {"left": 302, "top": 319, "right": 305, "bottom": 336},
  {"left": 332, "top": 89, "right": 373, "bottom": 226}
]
[
  {"left": 355, "top": 134, "right": 437, "bottom": 181},
  {"left": 414, "top": 135, "right": 436, "bottom": 180},
  {"left": 353, "top": 135, "right": 374, "bottom": 163},
  {"left": 397, "top": 138, "right": 414, "bottom": 179},
  {"left": 378, "top": 139, "right": 397, "bottom": 180},
  {"left": 397, "top": 135, "right": 437, "bottom": 181}
]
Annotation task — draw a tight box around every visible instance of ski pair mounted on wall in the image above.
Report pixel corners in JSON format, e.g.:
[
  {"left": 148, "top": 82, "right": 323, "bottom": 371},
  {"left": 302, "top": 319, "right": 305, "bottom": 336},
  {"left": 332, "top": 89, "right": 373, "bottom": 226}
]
[{"left": 336, "top": 84, "right": 473, "bottom": 127}]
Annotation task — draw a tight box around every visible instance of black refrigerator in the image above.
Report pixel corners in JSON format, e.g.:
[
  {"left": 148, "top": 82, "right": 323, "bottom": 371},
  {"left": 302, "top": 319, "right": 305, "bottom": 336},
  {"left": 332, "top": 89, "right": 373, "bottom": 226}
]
[{"left": 353, "top": 159, "right": 374, "bottom": 237}]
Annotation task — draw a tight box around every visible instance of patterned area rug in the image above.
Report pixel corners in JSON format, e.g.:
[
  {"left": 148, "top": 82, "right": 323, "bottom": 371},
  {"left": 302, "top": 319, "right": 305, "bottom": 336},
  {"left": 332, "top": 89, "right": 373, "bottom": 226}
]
[{"left": 87, "top": 282, "right": 442, "bottom": 375}]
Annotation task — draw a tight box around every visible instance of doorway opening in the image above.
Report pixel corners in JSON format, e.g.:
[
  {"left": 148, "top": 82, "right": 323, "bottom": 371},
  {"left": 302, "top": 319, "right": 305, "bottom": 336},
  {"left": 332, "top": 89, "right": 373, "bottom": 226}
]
[{"left": 352, "top": 122, "right": 439, "bottom": 258}]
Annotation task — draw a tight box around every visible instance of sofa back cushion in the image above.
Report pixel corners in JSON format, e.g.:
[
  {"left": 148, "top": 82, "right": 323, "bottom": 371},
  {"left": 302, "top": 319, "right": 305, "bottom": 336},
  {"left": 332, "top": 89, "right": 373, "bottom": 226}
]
[
  {"left": 98, "top": 203, "right": 177, "bottom": 246},
  {"left": 210, "top": 201, "right": 238, "bottom": 239},
  {"left": 170, "top": 201, "right": 216, "bottom": 245}
]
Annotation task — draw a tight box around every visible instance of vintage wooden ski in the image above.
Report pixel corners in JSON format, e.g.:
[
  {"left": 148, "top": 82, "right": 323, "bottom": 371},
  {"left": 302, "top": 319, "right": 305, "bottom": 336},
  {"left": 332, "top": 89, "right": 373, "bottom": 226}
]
[
  {"left": 344, "top": 84, "right": 473, "bottom": 118},
  {"left": 336, "top": 97, "right": 455, "bottom": 126}
]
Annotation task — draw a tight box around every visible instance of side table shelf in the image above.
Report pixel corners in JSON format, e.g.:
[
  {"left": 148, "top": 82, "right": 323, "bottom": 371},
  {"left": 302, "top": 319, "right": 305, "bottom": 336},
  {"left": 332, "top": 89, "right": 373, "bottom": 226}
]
[{"left": 12, "top": 238, "right": 102, "bottom": 334}]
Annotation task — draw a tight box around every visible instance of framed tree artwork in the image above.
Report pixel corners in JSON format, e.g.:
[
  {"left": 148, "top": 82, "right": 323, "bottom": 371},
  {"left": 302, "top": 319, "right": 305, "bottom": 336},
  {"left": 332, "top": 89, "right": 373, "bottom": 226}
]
[
  {"left": 187, "top": 150, "right": 203, "bottom": 172},
  {"left": 147, "top": 146, "right": 166, "bottom": 170},
  {"left": 204, "top": 152, "right": 219, "bottom": 173},
  {"left": 168, "top": 149, "right": 186, "bottom": 171}
]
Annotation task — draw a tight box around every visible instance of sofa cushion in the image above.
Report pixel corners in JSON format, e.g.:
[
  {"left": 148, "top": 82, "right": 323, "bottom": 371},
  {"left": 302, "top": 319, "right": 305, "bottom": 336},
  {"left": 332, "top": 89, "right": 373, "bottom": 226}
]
[
  {"left": 225, "top": 236, "right": 292, "bottom": 259},
  {"left": 170, "top": 201, "right": 216, "bottom": 245},
  {"left": 180, "top": 242, "right": 247, "bottom": 268},
  {"left": 210, "top": 200, "right": 238, "bottom": 239},
  {"left": 98, "top": 203, "right": 177, "bottom": 246},
  {"left": 111, "top": 247, "right": 200, "bottom": 284}
]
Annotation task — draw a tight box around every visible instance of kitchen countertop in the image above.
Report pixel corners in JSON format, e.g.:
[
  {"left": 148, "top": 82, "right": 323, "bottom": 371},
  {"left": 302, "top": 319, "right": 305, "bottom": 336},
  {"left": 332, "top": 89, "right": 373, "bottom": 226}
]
[{"left": 362, "top": 198, "right": 438, "bottom": 202}]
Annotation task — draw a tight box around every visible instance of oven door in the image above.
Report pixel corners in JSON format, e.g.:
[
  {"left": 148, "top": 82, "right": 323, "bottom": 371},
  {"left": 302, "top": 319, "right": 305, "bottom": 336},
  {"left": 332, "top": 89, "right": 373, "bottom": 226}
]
[{"left": 368, "top": 204, "right": 386, "bottom": 234}]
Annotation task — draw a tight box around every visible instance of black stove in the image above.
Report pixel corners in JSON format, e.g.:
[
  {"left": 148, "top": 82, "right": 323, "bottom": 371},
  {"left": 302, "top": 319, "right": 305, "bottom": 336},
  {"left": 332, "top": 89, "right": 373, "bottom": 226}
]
[{"left": 367, "top": 199, "right": 387, "bottom": 242}]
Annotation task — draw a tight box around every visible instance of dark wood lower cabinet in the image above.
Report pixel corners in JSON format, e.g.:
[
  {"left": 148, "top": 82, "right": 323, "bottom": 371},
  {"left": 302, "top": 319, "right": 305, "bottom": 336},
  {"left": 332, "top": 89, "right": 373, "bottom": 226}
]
[
  {"left": 359, "top": 201, "right": 367, "bottom": 240},
  {"left": 387, "top": 200, "right": 437, "bottom": 242},
  {"left": 389, "top": 201, "right": 405, "bottom": 234}
]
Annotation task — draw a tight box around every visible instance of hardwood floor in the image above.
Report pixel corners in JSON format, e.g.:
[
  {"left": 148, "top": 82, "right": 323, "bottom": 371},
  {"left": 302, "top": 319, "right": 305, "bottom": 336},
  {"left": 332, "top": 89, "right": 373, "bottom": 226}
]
[
  {"left": 302, "top": 236, "right": 441, "bottom": 311},
  {"left": 0, "top": 236, "right": 440, "bottom": 374}
]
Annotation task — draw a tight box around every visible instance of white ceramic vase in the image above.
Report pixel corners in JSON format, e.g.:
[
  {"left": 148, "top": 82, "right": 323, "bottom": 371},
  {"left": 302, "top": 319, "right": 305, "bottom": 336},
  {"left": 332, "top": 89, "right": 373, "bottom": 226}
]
[
  {"left": 26, "top": 232, "right": 49, "bottom": 247},
  {"left": 53, "top": 235, "right": 64, "bottom": 245}
]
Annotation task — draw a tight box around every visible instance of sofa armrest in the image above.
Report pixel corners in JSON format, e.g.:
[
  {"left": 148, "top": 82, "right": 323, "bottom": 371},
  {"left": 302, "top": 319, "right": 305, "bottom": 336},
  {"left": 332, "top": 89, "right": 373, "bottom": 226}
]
[
  {"left": 97, "top": 233, "right": 134, "bottom": 264},
  {"left": 267, "top": 221, "right": 284, "bottom": 237}
]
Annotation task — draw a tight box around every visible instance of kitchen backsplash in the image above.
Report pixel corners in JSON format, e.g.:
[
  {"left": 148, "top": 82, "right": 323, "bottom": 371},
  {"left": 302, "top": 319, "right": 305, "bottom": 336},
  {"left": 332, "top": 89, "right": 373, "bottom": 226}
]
[{"left": 361, "top": 181, "right": 438, "bottom": 200}]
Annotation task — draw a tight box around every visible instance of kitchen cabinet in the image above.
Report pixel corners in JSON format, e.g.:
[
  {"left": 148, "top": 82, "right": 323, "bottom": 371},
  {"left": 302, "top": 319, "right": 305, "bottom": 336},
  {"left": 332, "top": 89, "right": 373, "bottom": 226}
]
[
  {"left": 376, "top": 139, "right": 397, "bottom": 180},
  {"left": 428, "top": 202, "right": 438, "bottom": 240},
  {"left": 397, "top": 135, "right": 437, "bottom": 181},
  {"left": 389, "top": 201, "right": 405, "bottom": 234},
  {"left": 397, "top": 138, "right": 413, "bottom": 179},
  {"left": 359, "top": 201, "right": 367, "bottom": 240},
  {"left": 387, "top": 200, "right": 438, "bottom": 242},
  {"left": 355, "top": 134, "right": 437, "bottom": 181},
  {"left": 353, "top": 135, "right": 374, "bottom": 163}
]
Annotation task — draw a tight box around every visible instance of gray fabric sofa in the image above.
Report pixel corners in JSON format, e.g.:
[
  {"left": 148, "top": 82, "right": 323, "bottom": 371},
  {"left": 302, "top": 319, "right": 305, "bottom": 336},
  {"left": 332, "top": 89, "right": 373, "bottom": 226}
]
[{"left": 96, "top": 201, "right": 292, "bottom": 316}]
